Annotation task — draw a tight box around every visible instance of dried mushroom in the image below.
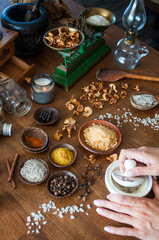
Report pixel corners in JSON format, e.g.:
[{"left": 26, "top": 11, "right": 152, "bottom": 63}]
[
  {"left": 62, "top": 118, "right": 76, "bottom": 137},
  {"left": 98, "top": 82, "right": 104, "bottom": 91},
  {"left": 90, "top": 84, "right": 97, "bottom": 91},
  {"left": 133, "top": 84, "right": 140, "bottom": 92},
  {"left": 45, "top": 27, "right": 80, "bottom": 49},
  {"left": 103, "top": 88, "right": 109, "bottom": 93},
  {"left": 53, "top": 130, "right": 63, "bottom": 141},
  {"left": 87, "top": 92, "right": 95, "bottom": 103},
  {"left": 77, "top": 105, "right": 84, "bottom": 112},
  {"left": 114, "top": 93, "right": 119, "bottom": 100},
  {"left": 69, "top": 95, "right": 80, "bottom": 107},
  {"left": 109, "top": 83, "right": 118, "bottom": 93},
  {"left": 80, "top": 79, "right": 128, "bottom": 109},
  {"left": 121, "top": 83, "right": 128, "bottom": 89},
  {"left": 93, "top": 101, "right": 103, "bottom": 109},
  {"left": 82, "top": 86, "right": 90, "bottom": 94},
  {"left": 80, "top": 94, "right": 87, "bottom": 101},
  {"left": 106, "top": 153, "right": 118, "bottom": 162},
  {"left": 94, "top": 91, "right": 102, "bottom": 98},
  {"left": 73, "top": 110, "right": 80, "bottom": 116},
  {"left": 101, "top": 93, "right": 109, "bottom": 102},
  {"left": 65, "top": 101, "right": 75, "bottom": 111},
  {"left": 109, "top": 97, "right": 117, "bottom": 105},
  {"left": 84, "top": 155, "right": 97, "bottom": 164},
  {"left": 83, "top": 107, "right": 93, "bottom": 117},
  {"left": 120, "top": 91, "right": 127, "bottom": 99}
]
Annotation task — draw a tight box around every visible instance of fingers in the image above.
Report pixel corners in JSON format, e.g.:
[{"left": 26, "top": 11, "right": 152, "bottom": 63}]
[
  {"left": 126, "top": 166, "right": 159, "bottom": 177},
  {"left": 104, "top": 226, "right": 138, "bottom": 238},
  {"left": 94, "top": 199, "right": 133, "bottom": 216},
  {"left": 96, "top": 207, "right": 137, "bottom": 227},
  {"left": 118, "top": 148, "right": 152, "bottom": 173},
  {"left": 107, "top": 194, "right": 146, "bottom": 207},
  {"left": 152, "top": 178, "right": 159, "bottom": 199}
]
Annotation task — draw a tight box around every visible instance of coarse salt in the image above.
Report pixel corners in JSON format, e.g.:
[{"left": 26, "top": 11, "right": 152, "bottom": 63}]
[
  {"left": 86, "top": 15, "right": 110, "bottom": 26},
  {"left": 132, "top": 94, "right": 157, "bottom": 107},
  {"left": 26, "top": 201, "right": 91, "bottom": 235},
  {"left": 20, "top": 159, "right": 48, "bottom": 183},
  {"left": 98, "top": 108, "right": 159, "bottom": 131}
]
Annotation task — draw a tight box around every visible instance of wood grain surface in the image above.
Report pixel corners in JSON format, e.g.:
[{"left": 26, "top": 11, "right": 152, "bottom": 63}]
[{"left": 0, "top": 1, "right": 159, "bottom": 240}]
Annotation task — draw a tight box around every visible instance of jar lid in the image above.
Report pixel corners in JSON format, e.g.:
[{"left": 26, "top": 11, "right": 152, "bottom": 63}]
[{"left": 3, "top": 123, "right": 12, "bottom": 136}]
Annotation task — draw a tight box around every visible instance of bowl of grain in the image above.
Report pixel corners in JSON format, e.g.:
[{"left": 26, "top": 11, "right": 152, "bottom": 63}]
[
  {"left": 80, "top": 7, "right": 116, "bottom": 32},
  {"left": 48, "top": 143, "right": 77, "bottom": 168},
  {"left": 78, "top": 120, "right": 122, "bottom": 154},
  {"left": 19, "top": 158, "right": 49, "bottom": 185}
]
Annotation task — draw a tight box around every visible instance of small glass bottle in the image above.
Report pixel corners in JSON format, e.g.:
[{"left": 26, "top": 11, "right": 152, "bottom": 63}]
[
  {"left": 0, "top": 78, "right": 32, "bottom": 116},
  {"left": 0, "top": 122, "right": 12, "bottom": 136}
]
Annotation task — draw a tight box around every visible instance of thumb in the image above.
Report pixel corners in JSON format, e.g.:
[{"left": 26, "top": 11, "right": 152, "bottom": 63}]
[
  {"left": 125, "top": 166, "right": 159, "bottom": 177},
  {"left": 152, "top": 177, "right": 159, "bottom": 199}
]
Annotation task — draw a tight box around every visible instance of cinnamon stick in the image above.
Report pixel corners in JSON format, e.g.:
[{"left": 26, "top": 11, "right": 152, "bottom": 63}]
[
  {"left": 8, "top": 153, "right": 19, "bottom": 182},
  {"left": 6, "top": 159, "right": 16, "bottom": 189}
]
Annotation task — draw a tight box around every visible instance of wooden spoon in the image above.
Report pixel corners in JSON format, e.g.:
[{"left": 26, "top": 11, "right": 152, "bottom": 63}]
[
  {"left": 96, "top": 68, "right": 159, "bottom": 82},
  {"left": 130, "top": 92, "right": 159, "bottom": 110}
]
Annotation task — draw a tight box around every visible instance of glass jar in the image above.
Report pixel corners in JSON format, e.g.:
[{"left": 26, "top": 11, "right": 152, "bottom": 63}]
[
  {"left": 0, "top": 98, "right": 4, "bottom": 122},
  {"left": 0, "top": 78, "right": 32, "bottom": 116},
  {"left": 31, "top": 73, "right": 55, "bottom": 104}
]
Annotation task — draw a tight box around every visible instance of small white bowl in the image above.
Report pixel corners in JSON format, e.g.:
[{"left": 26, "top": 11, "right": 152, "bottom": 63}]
[{"left": 105, "top": 160, "right": 152, "bottom": 197}]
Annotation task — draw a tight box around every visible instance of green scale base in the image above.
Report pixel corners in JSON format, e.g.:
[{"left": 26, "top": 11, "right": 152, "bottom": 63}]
[{"left": 51, "top": 38, "right": 110, "bottom": 91}]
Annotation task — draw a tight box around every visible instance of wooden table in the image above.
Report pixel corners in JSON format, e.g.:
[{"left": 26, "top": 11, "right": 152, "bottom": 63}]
[{"left": 0, "top": 1, "right": 159, "bottom": 240}]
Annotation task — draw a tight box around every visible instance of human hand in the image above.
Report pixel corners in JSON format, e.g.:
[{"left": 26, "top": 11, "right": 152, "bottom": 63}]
[
  {"left": 118, "top": 147, "right": 159, "bottom": 177},
  {"left": 94, "top": 178, "right": 159, "bottom": 240}
]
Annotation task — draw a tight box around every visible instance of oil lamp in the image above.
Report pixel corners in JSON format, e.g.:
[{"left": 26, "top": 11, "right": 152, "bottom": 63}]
[{"left": 114, "top": 0, "right": 149, "bottom": 69}]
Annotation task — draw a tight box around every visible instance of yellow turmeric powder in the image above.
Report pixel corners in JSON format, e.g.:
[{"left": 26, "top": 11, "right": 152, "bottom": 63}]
[{"left": 51, "top": 147, "right": 73, "bottom": 165}]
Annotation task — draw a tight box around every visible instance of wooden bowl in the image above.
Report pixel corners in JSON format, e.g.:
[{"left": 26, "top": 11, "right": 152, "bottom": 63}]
[
  {"left": 24, "top": 140, "right": 50, "bottom": 153},
  {"left": 78, "top": 120, "right": 122, "bottom": 154},
  {"left": 48, "top": 143, "right": 77, "bottom": 167},
  {"left": 46, "top": 170, "right": 78, "bottom": 198},
  {"left": 19, "top": 159, "right": 49, "bottom": 185},
  {"left": 34, "top": 106, "right": 59, "bottom": 126},
  {"left": 21, "top": 127, "right": 49, "bottom": 152}
]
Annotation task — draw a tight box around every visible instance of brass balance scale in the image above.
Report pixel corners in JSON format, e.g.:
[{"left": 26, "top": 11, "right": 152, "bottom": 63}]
[{"left": 43, "top": 7, "right": 116, "bottom": 91}]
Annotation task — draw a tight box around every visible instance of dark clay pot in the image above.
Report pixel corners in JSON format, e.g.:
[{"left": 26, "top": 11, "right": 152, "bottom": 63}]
[{"left": 1, "top": 3, "right": 49, "bottom": 57}]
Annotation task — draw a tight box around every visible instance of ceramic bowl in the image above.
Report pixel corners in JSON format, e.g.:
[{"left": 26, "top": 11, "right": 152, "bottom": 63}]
[
  {"left": 130, "top": 92, "right": 159, "bottom": 111},
  {"left": 105, "top": 160, "right": 152, "bottom": 197},
  {"left": 78, "top": 120, "right": 122, "bottom": 154},
  {"left": 48, "top": 143, "right": 77, "bottom": 167},
  {"left": 21, "top": 127, "right": 49, "bottom": 152},
  {"left": 46, "top": 170, "right": 78, "bottom": 198},
  {"left": 19, "top": 159, "right": 49, "bottom": 185},
  {"left": 34, "top": 106, "right": 59, "bottom": 126}
]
